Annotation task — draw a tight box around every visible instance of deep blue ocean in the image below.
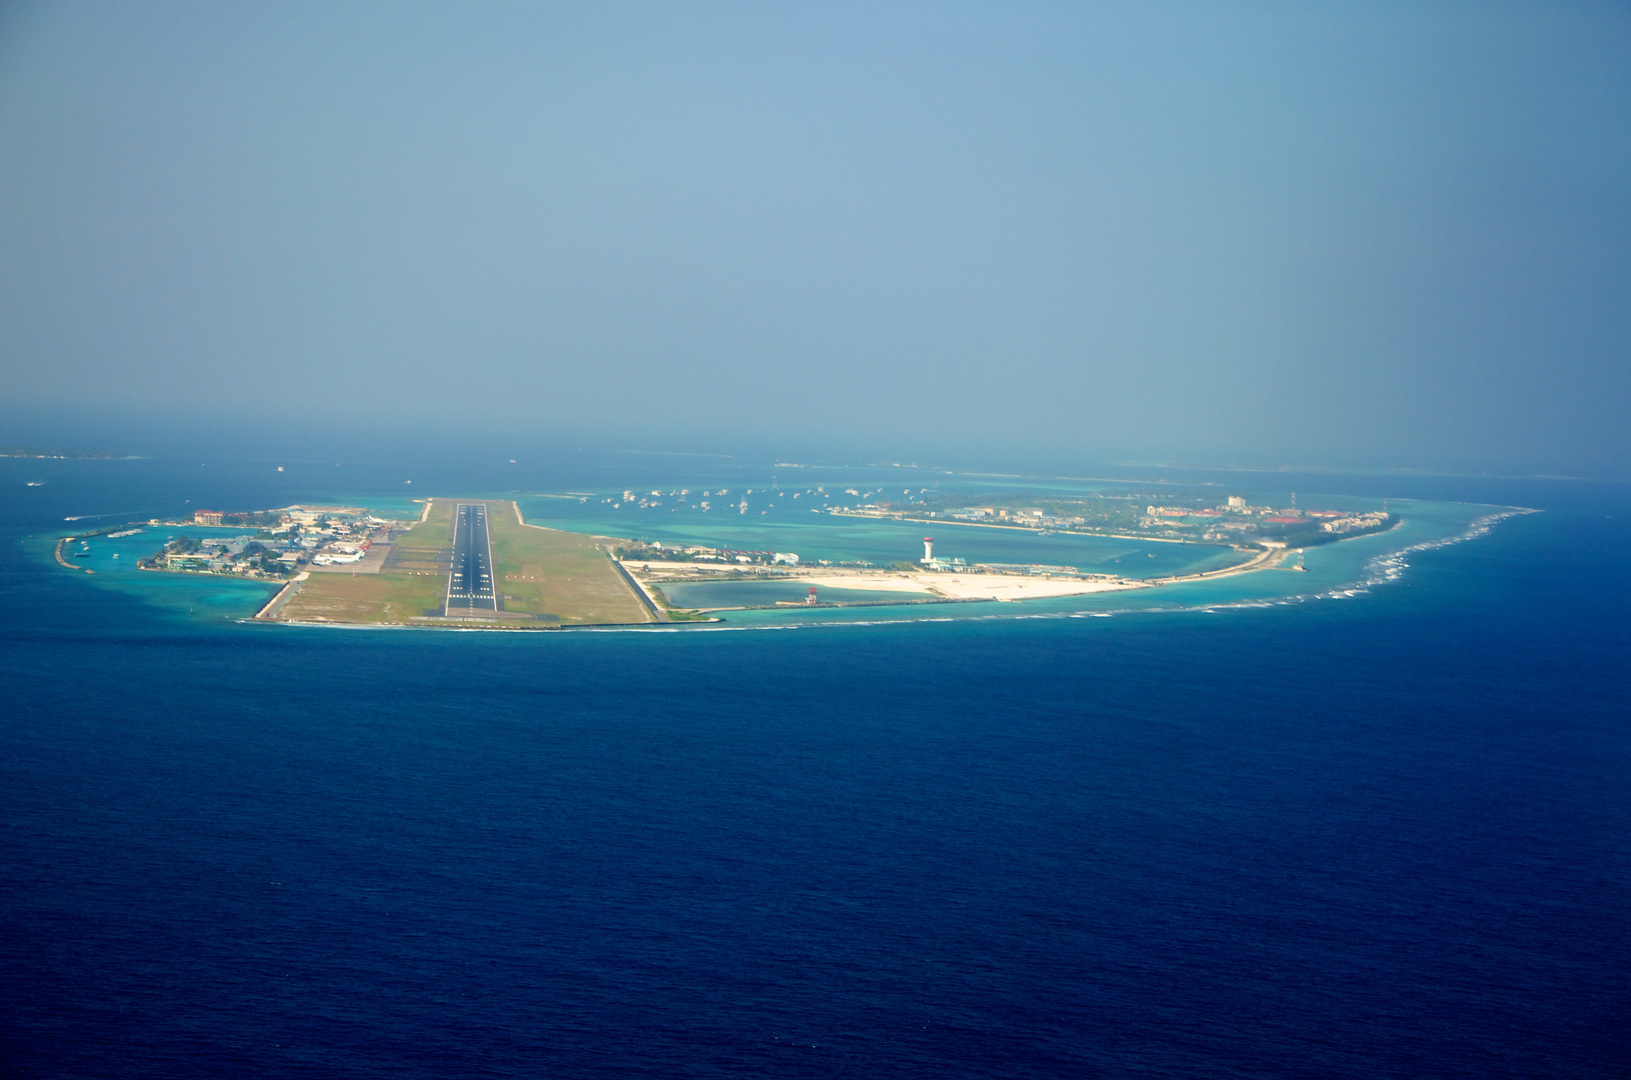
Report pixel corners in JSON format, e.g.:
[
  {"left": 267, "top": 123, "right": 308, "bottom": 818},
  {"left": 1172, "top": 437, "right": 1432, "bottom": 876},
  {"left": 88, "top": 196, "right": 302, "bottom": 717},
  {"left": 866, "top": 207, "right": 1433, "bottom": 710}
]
[{"left": 2, "top": 454, "right": 1628, "bottom": 1078}]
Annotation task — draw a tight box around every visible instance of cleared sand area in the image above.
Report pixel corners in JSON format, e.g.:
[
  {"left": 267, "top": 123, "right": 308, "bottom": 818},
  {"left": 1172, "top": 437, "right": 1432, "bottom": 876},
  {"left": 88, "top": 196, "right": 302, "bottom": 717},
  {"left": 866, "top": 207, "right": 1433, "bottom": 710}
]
[
  {"left": 624, "top": 563, "right": 1147, "bottom": 606},
  {"left": 797, "top": 569, "right": 1142, "bottom": 601},
  {"left": 272, "top": 500, "right": 654, "bottom": 627}
]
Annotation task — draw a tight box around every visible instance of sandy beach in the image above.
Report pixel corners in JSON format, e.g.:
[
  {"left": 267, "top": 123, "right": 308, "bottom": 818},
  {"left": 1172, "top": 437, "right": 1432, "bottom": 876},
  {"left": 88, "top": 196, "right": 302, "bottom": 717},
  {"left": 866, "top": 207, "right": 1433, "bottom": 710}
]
[
  {"left": 798, "top": 568, "right": 1145, "bottom": 600},
  {"left": 624, "top": 562, "right": 1150, "bottom": 604}
]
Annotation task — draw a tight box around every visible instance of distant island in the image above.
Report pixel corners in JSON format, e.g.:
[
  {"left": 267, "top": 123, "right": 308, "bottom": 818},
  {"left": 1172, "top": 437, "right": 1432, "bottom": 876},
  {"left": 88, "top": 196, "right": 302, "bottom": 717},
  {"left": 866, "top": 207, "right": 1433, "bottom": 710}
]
[
  {"left": 827, "top": 490, "right": 1394, "bottom": 549},
  {"left": 3, "top": 446, "right": 128, "bottom": 459},
  {"left": 585, "top": 484, "right": 1392, "bottom": 548}
]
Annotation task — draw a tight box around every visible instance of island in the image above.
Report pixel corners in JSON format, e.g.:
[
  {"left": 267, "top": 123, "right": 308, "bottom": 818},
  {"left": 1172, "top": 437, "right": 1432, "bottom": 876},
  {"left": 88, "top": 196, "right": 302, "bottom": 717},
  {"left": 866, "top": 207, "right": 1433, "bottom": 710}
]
[
  {"left": 113, "top": 491, "right": 1396, "bottom": 629},
  {"left": 827, "top": 490, "right": 1394, "bottom": 548},
  {"left": 4, "top": 446, "right": 129, "bottom": 459}
]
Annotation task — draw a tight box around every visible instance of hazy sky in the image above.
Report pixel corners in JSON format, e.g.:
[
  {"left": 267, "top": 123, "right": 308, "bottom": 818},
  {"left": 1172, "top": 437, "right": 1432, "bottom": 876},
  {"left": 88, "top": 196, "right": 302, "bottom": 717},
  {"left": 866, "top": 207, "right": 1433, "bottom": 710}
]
[{"left": 1, "top": 2, "right": 1628, "bottom": 472}]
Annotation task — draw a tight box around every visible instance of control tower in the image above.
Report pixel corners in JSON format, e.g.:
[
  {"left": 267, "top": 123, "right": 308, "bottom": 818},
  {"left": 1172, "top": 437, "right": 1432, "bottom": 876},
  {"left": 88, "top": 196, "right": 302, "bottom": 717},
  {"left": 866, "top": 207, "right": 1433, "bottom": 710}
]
[{"left": 922, "top": 537, "right": 934, "bottom": 564}]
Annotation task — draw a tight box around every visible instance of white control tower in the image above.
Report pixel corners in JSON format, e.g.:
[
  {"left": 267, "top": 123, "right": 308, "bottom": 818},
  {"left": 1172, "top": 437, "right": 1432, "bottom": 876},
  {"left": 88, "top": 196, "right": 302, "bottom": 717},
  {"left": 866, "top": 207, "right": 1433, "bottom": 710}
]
[{"left": 922, "top": 537, "right": 934, "bottom": 563}]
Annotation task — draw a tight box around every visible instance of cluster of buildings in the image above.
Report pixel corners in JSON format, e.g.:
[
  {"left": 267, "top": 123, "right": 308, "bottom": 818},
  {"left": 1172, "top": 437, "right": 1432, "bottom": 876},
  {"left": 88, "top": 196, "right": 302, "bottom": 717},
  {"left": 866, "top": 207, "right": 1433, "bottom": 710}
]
[
  {"left": 601, "top": 486, "right": 957, "bottom": 521},
  {"left": 1139, "top": 497, "right": 1390, "bottom": 542},
  {"left": 940, "top": 507, "right": 1090, "bottom": 529},
  {"left": 192, "top": 504, "right": 368, "bottom": 527},
  {"left": 159, "top": 535, "right": 269, "bottom": 573},
  {"left": 622, "top": 542, "right": 806, "bottom": 566},
  {"left": 154, "top": 533, "right": 296, "bottom": 577},
  {"left": 1143, "top": 495, "right": 1276, "bottom": 523},
  {"left": 155, "top": 505, "right": 393, "bottom": 576},
  {"left": 1319, "top": 512, "right": 1391, "bottom": 534}
]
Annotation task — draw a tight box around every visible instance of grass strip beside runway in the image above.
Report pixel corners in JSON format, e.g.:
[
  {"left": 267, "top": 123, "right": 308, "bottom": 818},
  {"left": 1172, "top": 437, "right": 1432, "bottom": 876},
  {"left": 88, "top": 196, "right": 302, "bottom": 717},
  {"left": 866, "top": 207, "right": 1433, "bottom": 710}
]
[
  {"left": 492, "top": 507, "right": 653, "bottom": 625},
  {"left": 274, "top": 499, "right": 653, "bottom": 627}
]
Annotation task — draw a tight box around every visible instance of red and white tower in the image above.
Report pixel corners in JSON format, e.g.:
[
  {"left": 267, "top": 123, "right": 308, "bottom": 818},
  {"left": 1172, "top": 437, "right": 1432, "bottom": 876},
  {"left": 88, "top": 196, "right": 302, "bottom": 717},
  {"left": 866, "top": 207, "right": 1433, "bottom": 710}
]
[{"left": 922, "top": 537, "right": 934, "bottom": 563}]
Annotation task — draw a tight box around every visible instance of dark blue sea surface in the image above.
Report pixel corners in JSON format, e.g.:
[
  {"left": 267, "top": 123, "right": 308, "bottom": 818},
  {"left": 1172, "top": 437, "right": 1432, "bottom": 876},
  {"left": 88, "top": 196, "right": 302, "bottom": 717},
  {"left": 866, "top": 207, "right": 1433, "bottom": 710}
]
[{"left": 1, "top": 456, "right": 1628, "bottom": 1077}]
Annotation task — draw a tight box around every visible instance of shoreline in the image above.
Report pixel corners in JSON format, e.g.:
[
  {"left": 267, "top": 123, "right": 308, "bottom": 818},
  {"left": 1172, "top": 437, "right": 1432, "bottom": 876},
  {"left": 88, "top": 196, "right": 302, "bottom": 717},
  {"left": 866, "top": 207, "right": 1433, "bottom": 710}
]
[
  {"left": 253, "top": 572, "right": 309, "bottom": 620},
  {"left": 611, "top": 557, "right": 667, "bottom": 622},
  {"left": 54, "top": 537, "right": 95, "bottom": 574},
  {"left": 1146, "top": 543, "right": 1286, "bottom": 584}
]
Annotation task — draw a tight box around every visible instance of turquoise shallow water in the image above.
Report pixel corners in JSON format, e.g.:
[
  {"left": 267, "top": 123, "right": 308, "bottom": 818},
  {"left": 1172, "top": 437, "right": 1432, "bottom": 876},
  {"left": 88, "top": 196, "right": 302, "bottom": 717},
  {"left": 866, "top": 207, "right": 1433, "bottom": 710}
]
[
  {"left": 520, "top": 496, "right": 1246, "bottom": 577},
  {"left": 37, "top": 525, "right": 280, "bottom": 622}
]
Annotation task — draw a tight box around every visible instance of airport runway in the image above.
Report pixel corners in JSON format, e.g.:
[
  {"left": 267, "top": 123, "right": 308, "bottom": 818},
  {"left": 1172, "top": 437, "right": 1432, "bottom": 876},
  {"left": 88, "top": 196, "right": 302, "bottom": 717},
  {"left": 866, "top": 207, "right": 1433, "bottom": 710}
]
[{"left": 446, "top": 502, "right": 499, "bottom": 615}]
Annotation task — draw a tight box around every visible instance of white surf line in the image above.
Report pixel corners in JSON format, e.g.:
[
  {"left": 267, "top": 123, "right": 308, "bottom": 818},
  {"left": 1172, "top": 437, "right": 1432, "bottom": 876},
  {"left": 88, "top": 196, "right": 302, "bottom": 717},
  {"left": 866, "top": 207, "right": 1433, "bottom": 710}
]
[{"left": 1341, "top": 507, "right": 1537, "bottom": 595}]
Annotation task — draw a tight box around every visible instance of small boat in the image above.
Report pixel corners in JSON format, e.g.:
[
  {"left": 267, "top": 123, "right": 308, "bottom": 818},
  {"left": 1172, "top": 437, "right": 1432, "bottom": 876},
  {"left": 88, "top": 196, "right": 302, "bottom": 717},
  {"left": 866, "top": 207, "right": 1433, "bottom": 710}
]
[{"left": 26, "top": 481, "right": 44, "bottom": 487}]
